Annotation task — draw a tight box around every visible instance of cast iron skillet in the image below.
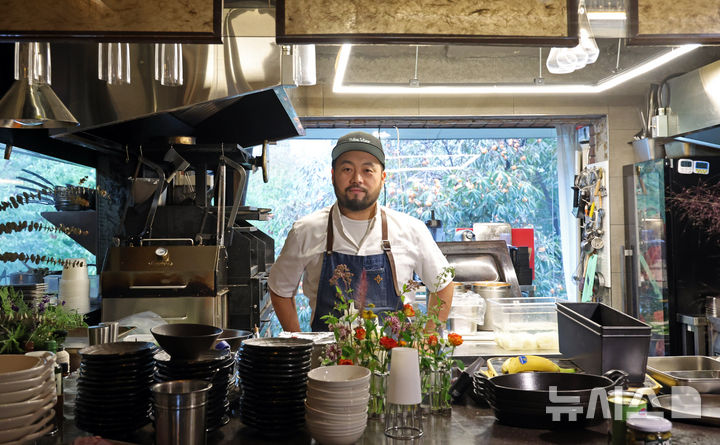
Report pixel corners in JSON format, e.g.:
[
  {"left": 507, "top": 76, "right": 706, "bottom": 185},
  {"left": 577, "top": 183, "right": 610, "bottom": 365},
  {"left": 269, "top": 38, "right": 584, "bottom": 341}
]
[{"left": 476, "top": 369, "right": 628, "bottom": 428}]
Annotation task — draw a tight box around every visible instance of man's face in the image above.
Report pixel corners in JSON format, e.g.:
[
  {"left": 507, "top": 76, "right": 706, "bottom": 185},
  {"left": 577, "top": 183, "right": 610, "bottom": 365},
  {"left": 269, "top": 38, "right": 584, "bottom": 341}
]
[{"left": 332, "top": 150, "right": 386, "bottom": 212}]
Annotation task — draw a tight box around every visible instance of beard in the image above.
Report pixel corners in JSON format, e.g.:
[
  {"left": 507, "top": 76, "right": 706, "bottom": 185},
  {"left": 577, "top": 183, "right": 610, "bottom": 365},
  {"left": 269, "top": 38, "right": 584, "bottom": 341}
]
[{"left": 333, "top": 183, "right": 381, "bottom": 212}]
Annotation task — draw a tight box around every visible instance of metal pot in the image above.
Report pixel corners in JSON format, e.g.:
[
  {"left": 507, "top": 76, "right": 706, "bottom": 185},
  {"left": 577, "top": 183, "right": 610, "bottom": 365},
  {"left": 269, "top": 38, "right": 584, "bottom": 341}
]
[
  {"left": 476, "top": 369, "right": 628, "bottom": 428},
  {"left": 471, "top": 281, "right": 510, "bottom": 330}
]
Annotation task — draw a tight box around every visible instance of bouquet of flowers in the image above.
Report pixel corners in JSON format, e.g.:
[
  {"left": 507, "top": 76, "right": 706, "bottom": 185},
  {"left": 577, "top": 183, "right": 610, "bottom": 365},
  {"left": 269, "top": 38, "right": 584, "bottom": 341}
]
[{"left": 0, "top": 286, "right": 86, "bottom": 354}]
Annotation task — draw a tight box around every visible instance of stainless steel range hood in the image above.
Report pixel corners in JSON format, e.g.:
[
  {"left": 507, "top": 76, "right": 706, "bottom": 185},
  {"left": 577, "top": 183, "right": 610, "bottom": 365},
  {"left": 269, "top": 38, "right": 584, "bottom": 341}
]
[
  {"left": 664, "top": 59, "right": 720, "bottom": 149},
  {"left": 0, "top": 7, "right": 305, "bottom": 157}
]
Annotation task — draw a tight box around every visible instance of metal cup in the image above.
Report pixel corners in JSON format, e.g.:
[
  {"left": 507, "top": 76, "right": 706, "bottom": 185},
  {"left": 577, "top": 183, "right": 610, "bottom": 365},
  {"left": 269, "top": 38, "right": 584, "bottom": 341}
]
[
  {"left": 152, "top": 380, "right": 212, "bottom": 445},
  {"left": 99, "top": 322, "right": 119, "bottom": 342},
  {"left": 88, "top": 325, "right": 110, "bottom": 345}
]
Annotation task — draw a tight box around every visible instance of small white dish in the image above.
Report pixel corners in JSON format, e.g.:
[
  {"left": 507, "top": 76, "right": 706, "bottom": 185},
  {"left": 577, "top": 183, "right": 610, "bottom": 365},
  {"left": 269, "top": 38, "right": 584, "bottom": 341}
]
[
  {"left": 0, "top": 368, "right": 52, "bottom": 394},
  {"left": 306, "top": 396, "right": 369, "bottom": 415},
  {"left": 0, "top": 417, "right": 54, "bottom": 445},
  {"left": 0, "top": 400, "right": 54, "bottom": 431},
  {"left": 0, "top": 378, "right": 54, "bottom": 405},
  {"left": 307, "top": 365, "right": 371, "bottom": 387},
  {"left": 0, "top": 408, "right": 54, "bottom": 443},
  {"left": 305, "top": 400, "right": 368, "bottom": 420},
  {"left": 0, "top": 357, "right": 43, "bottom": 384},
  {"left": 0, "top": 391, "right": 55, "bottom": 419}
]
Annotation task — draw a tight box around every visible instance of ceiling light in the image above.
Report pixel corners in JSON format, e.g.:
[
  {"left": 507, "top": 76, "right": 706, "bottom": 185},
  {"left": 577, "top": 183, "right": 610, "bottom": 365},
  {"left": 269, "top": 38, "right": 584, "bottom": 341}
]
[
  {"left": 546, "top": 1, "right": 599, "bottom": 74},
  {"left": 98, "top": 43, "right": 131, "bottom": 85},
  {"left": 332, "top": 44, "right": 701, "bottom": 95},
  {"left": 0, "top": 42, "right": 78, "bottom": 128},
  {"left": 587, "top": 12, "right": 627, "bottom": 21}
]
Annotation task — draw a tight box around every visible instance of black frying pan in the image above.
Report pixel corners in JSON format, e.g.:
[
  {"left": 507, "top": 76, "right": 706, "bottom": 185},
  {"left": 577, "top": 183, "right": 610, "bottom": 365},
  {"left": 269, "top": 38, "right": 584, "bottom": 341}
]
[{"left": 476, "top": 369, "right": 627, "bottom": 428}]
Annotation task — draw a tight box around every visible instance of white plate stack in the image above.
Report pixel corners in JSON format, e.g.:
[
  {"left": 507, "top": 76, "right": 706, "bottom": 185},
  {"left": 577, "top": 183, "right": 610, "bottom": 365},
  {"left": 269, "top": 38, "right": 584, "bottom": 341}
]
[
  {"left": 305, "top": 365, "right": 370, "bottom": 445},
  {"left": 0, "top": 353, "right": 57, "bottom": 445}
]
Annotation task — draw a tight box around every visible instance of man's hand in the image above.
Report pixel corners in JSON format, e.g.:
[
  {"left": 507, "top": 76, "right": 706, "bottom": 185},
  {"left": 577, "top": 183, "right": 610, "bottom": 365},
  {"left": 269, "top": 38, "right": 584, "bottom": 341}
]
[{"left": 270, "top": 290, "right": 302, "bottom": 332}]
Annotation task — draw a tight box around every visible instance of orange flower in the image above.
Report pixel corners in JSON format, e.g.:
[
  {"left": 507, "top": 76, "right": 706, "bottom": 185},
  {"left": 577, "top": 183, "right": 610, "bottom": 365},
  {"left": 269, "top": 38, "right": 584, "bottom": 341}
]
[
  {"left": 339, "top": 358, "right": 353, "bottom": 365},
  {"left": 379, "top": 336, "right": 398, "bottom": 350},
  {"left": 448, "top": 333, "right": 463, "bottom": 347},
  {"left": 354, "top": 327, "right": 366, "bottom": 340},
  {"left": 399, "top": 340, "right": 407, "bottom": 346},
  {"left": 403, "top": 304, "right": 415, "bottom": 317},
  {"left": 427, "top": 335, "right": 438, "bottom": 347}
]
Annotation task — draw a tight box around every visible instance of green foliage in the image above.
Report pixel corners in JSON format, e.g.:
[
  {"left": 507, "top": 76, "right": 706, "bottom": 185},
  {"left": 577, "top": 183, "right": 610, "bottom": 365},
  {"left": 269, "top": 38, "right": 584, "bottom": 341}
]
[
  {"left": 0, "top": 286, "right": 87, "bottom": 353},
  {"left": 246, "top": 135, "right": 566, "bottom": 301},
  {"left": 0, "top": 146, "right": 96, "bottom": 278}
]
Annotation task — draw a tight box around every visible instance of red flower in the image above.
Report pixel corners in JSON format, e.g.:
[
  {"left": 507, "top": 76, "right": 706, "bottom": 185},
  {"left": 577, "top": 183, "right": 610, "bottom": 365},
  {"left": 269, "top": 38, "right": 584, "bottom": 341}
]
[
  {"left": 379, "top": 336, "right": 398, "bottom": 350},
  {"left": 354, "top": 327, "right": 366, "bottom": 340},
  {"left": 403, "top": 304, "right": 415, "bottom": 317},
  {"left": 427, "top": 335, "right": 438, "bottom": 347},
  {"left": 339, "top": 358, "right": 353, "bottom": 365},
  {"left": 448, "top": 333, "right": 463, "bottom": 347}
]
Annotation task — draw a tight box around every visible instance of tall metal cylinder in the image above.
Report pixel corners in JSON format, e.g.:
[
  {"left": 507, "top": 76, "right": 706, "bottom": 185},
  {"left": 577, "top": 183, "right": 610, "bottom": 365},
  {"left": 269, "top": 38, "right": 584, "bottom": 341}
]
[{"left": 152, "top": 380, "right": 212, "bottom": 445}]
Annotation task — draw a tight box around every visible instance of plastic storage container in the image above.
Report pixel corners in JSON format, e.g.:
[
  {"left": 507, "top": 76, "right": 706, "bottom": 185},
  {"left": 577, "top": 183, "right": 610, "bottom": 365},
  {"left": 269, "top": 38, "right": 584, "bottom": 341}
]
[
  {"left": 489, "top": 297, "right": 559, "bottom": 350},
  {"left": 448, "top": 290, "right": 485, "bottom": 334},
  {"left": 557, "top": 302, "right": 651, "bottom": 384}
]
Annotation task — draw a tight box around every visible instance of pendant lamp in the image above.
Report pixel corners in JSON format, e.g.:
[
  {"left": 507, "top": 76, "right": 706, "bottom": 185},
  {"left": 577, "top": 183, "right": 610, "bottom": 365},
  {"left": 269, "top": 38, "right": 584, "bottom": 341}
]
[{"left": 0, "top": 42, "right": 79, "bottom": 128}]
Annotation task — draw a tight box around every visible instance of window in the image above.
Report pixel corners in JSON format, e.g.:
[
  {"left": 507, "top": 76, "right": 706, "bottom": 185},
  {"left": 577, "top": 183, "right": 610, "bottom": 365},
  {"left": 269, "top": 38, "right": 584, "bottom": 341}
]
[
  {"left": 0, "top": 145, "right": 97, "bottom": 281},
  {"left": 246, "top": 128, "right": 566, "bottom": 333}
]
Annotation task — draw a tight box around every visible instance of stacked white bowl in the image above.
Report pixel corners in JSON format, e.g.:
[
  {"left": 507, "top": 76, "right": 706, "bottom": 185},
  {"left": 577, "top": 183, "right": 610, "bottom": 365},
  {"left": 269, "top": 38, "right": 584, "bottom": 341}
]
[
  {"left": 305, "top": 365, "right": 370, "bottom": 445},
  {"left": 0, "top": 353, "right": 57, "bottom": 445}
]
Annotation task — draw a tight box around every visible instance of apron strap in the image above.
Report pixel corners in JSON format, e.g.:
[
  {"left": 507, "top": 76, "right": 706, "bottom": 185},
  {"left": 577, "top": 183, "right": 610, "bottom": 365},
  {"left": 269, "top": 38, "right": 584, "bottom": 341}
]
[
  {"left": 381, "top": 209, "right": 403, "bottom": 297},
  {"left": 326, "top": 207, "right": 334, "bottom": 255},
  {"left": 326, "top": 205, "right": 402, "bottom": 297}
]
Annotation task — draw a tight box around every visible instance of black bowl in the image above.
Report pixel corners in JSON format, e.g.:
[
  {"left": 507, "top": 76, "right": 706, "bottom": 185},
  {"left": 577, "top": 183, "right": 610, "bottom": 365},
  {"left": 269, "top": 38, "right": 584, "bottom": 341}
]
[
  {"left": 151, "top": 323, "right": 222, "bottom": 360},
  {"left": 213, "top": 329, "right": 253, "bottom": 351}
]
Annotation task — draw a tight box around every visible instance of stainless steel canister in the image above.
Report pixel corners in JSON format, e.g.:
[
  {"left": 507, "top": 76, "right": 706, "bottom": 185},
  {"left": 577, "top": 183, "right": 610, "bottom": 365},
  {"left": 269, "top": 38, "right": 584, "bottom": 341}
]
[
  {"left": 152, "top": 380, "right": 213, "bottom": 445},
  {"left": 471, "top": 282, "right": 510, "bottom": 330}
]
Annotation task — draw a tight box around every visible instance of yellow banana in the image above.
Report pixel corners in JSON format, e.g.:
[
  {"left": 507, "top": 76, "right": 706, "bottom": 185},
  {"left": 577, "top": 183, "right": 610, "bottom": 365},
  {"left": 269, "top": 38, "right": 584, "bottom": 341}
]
[{"left": 501, "top": 355, "right": 574, "bottom": 374}]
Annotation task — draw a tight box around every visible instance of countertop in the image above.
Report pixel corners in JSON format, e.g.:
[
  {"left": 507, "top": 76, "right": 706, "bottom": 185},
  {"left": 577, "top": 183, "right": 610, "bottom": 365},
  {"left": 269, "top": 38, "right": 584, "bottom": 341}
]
[{"left": 40, "top": 397, "right": 719, "bottom": 445}]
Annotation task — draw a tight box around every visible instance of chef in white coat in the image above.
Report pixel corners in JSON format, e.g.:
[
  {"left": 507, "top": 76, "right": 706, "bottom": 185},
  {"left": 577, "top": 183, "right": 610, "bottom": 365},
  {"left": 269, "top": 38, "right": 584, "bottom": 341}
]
[{"left": 268, "top": 131, "right": 453, "bottom": 332}]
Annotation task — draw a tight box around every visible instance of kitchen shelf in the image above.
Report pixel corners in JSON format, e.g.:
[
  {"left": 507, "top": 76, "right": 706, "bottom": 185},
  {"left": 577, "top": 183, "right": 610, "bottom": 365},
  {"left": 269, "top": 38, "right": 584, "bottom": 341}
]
[{"left": 40, "top": 211, "right": 98, "bottom": 255}]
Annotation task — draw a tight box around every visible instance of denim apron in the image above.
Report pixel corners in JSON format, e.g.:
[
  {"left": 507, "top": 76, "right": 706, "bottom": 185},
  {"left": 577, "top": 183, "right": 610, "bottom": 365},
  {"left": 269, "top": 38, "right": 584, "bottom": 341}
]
[{"left": 311, "top": 206, "right": 403, "bottom": 332}]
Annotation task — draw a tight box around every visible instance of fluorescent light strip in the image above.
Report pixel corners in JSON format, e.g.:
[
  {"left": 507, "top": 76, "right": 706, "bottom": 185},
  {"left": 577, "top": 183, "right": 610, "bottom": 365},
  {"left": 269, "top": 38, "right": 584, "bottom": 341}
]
[
  {"left": 587, "top": 11, "right": 627, "bottom": 21},
  {"left": 333, "top": 44, "right": 701, "bottom": 95}
]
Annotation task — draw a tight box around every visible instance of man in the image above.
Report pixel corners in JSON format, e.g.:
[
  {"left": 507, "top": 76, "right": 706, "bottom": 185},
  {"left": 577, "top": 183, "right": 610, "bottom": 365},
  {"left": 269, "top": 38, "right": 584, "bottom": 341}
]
[{"left": 268, "top": 131, "right": 453, "bottom": 332}]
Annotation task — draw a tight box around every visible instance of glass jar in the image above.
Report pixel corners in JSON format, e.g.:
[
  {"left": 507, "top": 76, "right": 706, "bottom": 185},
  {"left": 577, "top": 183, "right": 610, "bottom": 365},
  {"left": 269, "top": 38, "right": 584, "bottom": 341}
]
[{"left": 368, "top": 370, "right": 388, "bottom": 420}]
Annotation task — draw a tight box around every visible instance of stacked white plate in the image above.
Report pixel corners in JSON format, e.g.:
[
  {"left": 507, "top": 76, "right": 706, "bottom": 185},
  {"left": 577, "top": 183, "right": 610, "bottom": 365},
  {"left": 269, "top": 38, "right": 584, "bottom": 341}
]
[
  {"left": 305, "top": 366, "right": 370, "bottom": 445},
  {"left": 0, "top": 353, "right": 57, "bottom": 445}
]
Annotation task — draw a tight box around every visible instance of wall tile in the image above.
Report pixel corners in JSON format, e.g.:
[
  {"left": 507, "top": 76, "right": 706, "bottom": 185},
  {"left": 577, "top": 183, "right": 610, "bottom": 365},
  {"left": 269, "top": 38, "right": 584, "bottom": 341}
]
[
  {"left": 513, "top": 96, "right": 608, "bottom": 115},
  {"left": 608, "top": 131, "right": 637, "bottom": 177},
  {"left": 418, "top": 96, "right": 513, "bottom": 115},
  {"left": 608, "top": 101, "right": 644, "bottom": 131},
  {"left": 322, "top": 84, "right": 419, "bottom": 116}
]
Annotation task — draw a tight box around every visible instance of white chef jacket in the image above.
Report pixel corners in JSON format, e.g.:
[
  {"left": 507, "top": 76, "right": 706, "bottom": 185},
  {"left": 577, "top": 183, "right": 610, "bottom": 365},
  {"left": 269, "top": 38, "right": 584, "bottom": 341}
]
[{"left": 268, "top": 204, "right": 451, "bottom": 318}]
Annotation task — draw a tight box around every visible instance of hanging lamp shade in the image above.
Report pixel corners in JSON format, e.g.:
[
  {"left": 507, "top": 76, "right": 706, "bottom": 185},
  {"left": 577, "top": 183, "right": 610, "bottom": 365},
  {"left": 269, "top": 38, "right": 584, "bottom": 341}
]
[
  {"left": 0, "top": 42, "right": 78, "bottom": 128},
  {"left": 0, "top": 81, "right": 79, "bottom": 128}
]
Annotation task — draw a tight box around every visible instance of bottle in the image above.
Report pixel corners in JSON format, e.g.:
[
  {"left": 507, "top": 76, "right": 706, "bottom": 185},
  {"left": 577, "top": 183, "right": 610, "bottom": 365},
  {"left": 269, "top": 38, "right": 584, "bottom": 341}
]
[{"left": 56, "top": 346, "right": 70, "bottom": 377}]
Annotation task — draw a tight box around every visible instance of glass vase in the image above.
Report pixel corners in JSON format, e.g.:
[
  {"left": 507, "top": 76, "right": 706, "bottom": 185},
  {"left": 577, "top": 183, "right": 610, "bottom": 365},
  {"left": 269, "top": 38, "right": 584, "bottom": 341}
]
[
  {"left": 429, "top": 365, "right": 453, "bottom": 416},
  {"left": 368, "top": 370, "right": 388, "bottom": 420},
  {"left": 420, "top": 365, "right": 433, "bottom": 416}
]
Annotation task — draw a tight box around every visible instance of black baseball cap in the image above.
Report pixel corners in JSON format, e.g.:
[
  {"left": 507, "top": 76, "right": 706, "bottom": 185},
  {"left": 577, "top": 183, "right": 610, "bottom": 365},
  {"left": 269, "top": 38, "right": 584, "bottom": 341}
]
[{"left": 331, "top": 131, "right": 385, "bottom": 167}]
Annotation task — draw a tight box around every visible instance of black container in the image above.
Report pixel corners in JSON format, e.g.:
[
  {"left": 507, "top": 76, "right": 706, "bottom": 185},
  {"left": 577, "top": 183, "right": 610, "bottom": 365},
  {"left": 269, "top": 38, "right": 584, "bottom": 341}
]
[{"left": 557, "top": 302, "right": 651, "bottom": 384}]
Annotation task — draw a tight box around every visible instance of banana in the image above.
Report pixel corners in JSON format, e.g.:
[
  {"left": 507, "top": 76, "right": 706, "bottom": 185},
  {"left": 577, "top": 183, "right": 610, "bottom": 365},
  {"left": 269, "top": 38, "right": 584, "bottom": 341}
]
[{"left": 501, "top": 355, "right": 575, "bottom": 374}]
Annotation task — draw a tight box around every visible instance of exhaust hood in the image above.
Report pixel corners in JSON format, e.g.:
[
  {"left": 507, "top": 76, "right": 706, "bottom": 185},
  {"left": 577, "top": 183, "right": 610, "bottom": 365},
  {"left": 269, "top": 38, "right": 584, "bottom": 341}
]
[
  {"left": 663, "top": 58, "right": 720, "bottom": 149},
  {"left": 0, "top": 7, "right": 305, "bottom": 159}
]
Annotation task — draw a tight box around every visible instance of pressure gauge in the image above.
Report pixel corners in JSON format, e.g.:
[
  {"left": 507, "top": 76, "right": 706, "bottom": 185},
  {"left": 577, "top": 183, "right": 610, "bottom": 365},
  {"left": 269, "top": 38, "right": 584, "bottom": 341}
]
[{"left": 155, "top": 247, "right": 169, "bottom": 259}]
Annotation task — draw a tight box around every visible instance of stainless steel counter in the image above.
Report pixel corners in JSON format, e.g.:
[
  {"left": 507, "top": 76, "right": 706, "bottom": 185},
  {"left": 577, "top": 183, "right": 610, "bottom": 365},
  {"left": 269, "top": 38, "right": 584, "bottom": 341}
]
[{"left": 42, "top": 400, "right": 719, "bottom": 445}]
